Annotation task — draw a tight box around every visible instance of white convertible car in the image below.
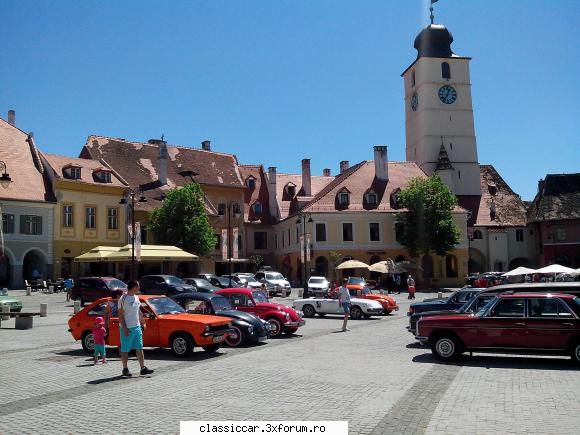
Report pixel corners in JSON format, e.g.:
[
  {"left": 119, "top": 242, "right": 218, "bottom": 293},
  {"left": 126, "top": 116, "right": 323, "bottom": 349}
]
[{"left": 293, "top": 297, "right": 383, "bottom": 320}]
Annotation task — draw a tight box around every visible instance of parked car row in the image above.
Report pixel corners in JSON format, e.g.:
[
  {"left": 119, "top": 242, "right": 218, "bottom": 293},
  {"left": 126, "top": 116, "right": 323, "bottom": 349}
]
[{"left": 409, "top": 282, "right": 580, "bottom": 364}]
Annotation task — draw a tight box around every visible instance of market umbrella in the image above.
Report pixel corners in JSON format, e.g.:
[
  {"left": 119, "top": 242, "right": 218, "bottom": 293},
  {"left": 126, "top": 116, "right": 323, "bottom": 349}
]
[
  {"left": 336, "top": 260, "right": 369, "bottom": 270},
  {"left": 502, "top": 266, "right": 536, "bottom": 277},
  {"left": 395, "top": 260, "right": 424, "bottom": 273},
  {"left": 368, "top": 261, "right": 405, "bottom": 274},
  {"left": 535, "top": 264, "right": 574, "bottom": 274}
]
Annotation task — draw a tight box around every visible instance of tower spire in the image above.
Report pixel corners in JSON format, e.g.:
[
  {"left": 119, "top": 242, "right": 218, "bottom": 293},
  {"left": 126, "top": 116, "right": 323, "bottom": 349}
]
[{"left": 430, "top": 0, "right": 439, "bottom": 25}]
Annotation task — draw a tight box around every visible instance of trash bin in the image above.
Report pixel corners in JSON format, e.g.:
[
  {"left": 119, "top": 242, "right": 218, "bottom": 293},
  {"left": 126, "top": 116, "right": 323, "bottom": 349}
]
[{"left": 40, "top": 303, "right": 48, "bottom": 317}]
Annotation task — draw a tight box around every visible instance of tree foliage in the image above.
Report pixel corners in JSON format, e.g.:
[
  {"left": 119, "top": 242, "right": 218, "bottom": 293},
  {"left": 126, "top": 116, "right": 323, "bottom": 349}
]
[
  {"left": 250, "top": 254, "right": 264, "bottom": 272},
  {"left": 395, "top": 176, "right": 461, "bottom": 258},
  {"left": 148, "top": 182, "right": 217, "bottom": 256}
]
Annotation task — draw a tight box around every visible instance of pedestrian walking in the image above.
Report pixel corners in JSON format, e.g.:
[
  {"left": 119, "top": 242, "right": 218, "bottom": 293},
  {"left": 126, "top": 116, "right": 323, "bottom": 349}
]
[
  {"left": 64, "top": 276, "right": 74, "bottom": 302},
  {"left": 92, "top": 316, "right": 107, "bottom": 365},
  {"left": 407, "top": 275, "right": 416, "bottom": 300},
  {"left": 338, "top": 279, "right": 351, "bottom": 332},
  {"left": 118, "top": 280, "right": 154, "bottom": 377},
  {"left": 395, "top": 274, "right": 401, "bottom": 294}
]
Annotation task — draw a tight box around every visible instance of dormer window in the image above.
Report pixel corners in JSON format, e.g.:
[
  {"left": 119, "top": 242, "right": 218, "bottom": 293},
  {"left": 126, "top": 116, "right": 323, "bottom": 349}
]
[
  {"left": 366, "top": 191, "right": 378, "bottom": 207},
  {"left": 338, "top": 192, "right": 350, "bottom": 207},
  {"left": 487, "top": 182, "right": 497, "bottom": 196},
  {"left": 390, "top": 188, "right": 401, "bottom": 209},
  {"left": 285, "top": 183, "right": 296, "bottom": 197},
  {"left": 93, "top": 169, "right": 112, "bottom": 183},
  {"left": 253, "top": 201, "right": 263, "bottom": 215},
  {"left": 64, "top": 166, "right": 82, "bottom": 180},
  {"left": 246, "top": 177, "right": 256, "bottom": 189}
]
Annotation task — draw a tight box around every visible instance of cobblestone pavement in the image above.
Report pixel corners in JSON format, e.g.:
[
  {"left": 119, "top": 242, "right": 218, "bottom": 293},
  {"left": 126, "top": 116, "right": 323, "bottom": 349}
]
[{"left": 1, "top": 289, "right": 579, "bottom": 434}]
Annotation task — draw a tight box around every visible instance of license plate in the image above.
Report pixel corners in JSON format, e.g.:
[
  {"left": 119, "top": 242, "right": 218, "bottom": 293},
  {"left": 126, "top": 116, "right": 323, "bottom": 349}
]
[{"left": 212, "top": 335, "right": 224, "bottom": 343}]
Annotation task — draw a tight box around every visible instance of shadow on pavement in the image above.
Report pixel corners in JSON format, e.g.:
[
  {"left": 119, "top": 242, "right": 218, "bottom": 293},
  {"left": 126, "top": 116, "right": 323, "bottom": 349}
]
[
  {"left": 406, "top": 342, "right": 424, "bottom": 349},
  {"left": 55, "top": 346, "right": 225, "bottom": 363},
  {"left": 412, "top": 352, "right": 578, "bottom": 371}
]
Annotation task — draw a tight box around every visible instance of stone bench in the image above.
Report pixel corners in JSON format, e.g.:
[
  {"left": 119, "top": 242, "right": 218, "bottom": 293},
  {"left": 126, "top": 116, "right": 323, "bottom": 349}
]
[{"left": 0, "top": 312, "right": 42, "bottom": 330}]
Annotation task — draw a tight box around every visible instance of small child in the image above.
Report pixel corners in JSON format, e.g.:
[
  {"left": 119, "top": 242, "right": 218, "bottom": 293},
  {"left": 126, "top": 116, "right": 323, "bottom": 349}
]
[{"left": 92, "top": 316, "right": 107, "bottom": 365}]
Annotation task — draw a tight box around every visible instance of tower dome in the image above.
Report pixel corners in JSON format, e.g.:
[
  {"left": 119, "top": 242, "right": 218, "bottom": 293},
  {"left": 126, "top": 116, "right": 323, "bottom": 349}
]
[{"left": 413, "top": 24, "right": 454, "bottom": 58}]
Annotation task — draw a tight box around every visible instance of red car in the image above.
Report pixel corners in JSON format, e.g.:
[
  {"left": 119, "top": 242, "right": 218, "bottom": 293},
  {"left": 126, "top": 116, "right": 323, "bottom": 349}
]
[
  {"left": 416, "top": 292, "right": 580, "bottom": 364},
  {"left": 216, "top": 288, "right": 305, "bottom": 337}
]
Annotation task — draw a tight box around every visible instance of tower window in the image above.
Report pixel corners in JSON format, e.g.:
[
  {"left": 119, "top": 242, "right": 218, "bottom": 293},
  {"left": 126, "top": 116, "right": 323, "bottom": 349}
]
[
  {"left": 442, "top": 62, "right": 451, "bottom": 80},
  {"left": 449, "top": 143, "right": 453, "bottom": 150},
  {"left": 412, "top": 70, "right": 416, "bottom": 87},
  {"left": 458, "top": 170, "right": 461, "bottom": 179}
]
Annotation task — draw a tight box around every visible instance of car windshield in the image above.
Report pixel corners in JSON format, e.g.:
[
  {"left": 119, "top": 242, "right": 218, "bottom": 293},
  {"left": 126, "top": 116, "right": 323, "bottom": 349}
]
[
  {"left": 348, "top": 277, "right": 365, "bottom": 286},
  {"left": 266, "top": 273, "right": 284, "bottom": 280},
  {"left": 210, "top": 296, "right": 234, "bottom": 311},
  {"left": 246, "top": 277, "right": 259, "bottom": 283},
  {"left": 194, "top": 278, "right": 212, "bottom": 287},
  {"left": 474, "top": 297, "right": 497, "bottom": 317},
  {"left": 147, "top": 297, "right": 185, "bottom": 315},
  {"left": 252, "top": 291, "right": 269, "bottom": 303},
  {"left": 165, "top": 276, "right": 184, "bottom": 285},
  {"left": 107, "top": 279, "right": 127, "bottom": 289},
  {"left": 309, "top": 278, "right": 325, "bottom": 284}
]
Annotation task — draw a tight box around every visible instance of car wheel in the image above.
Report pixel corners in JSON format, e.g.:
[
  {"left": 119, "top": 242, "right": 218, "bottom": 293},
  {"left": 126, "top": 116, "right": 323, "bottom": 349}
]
[
  {"left": 202, "top": 344, "right": 221, "bottom": 353},
  {"left": 350, "top": 306, "right": 363, "bottom": 320},
  {"left": 431, "top": 334, "right": 462, "bottom": 361},
  {"left": 81, "top": 330, "right": 95, "bottom": 354},
  {"left": 284, "top": 328, "right": 298, "bottom": 335},
  {"left": 570, "top": 341, "right": 580, "bottom": 365},
  {"left": 171, "top": 333, "right": 194, "bottom": 357},
  {"left": 267, "top": 317, "right": 283, "bottom": 337},
  {"left": 302, "top": 304, "right": 316, "bottom": 318},
  {"left": 224, "top": 326, "right": 245, "bottom": 347}
]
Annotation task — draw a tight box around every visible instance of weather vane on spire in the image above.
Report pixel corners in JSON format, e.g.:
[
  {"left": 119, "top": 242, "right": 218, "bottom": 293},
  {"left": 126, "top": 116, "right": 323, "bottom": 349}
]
[{"left": 430, "top": 0, "right": 439, "bottom": 25}]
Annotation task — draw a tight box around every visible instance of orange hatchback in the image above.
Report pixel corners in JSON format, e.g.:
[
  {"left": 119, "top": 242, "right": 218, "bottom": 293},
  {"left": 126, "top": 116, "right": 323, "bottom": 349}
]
[
  {"left": 68, "top": 295, "right": 233, "bottom": 357},
  {"left": 346, "top": 277, "right": 399, "bottom": 314}
]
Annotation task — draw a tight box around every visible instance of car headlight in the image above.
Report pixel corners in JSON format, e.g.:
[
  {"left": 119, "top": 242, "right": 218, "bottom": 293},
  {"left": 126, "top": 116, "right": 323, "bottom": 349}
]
[
  {"left": 284, "top": 312, "right": 290, "bottom": 321},
  {"left": 204, "top": 325, "right": 210, "bottom": 332}
]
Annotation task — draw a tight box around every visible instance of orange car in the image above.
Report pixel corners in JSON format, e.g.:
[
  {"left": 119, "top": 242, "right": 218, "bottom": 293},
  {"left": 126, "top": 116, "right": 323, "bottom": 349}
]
[
  {"left": 68, "top": 295, "right": 233, "bottom": 357},
  {"left": 346, "top": 277, "right": 399, "bottom": 314}
]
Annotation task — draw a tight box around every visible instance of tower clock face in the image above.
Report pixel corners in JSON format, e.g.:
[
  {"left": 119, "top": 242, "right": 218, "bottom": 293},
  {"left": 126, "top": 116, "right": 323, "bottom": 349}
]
[
  {"left": 438, "top": 85, "right": 457, "bottom": 104},
  {"left": 411, "top": 93, "right": 418, "bottom": 111}
]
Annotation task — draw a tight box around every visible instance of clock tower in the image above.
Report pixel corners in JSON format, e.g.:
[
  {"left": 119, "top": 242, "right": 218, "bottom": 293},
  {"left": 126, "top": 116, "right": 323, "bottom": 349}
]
[{"left": 402, "top": 22, "right": 481, "bottom": 196}]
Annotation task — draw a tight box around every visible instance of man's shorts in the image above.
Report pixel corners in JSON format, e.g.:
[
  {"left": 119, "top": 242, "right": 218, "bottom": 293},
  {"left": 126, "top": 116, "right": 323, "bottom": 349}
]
[
  {"left": 94, "top": 343, "right": 106, "bottom": 357},
  {"left": 120, "top": 326, "right": 143, "bottom": 353},
  {"left": 341, "top": 302, "right": 350, "bottom": 313}
]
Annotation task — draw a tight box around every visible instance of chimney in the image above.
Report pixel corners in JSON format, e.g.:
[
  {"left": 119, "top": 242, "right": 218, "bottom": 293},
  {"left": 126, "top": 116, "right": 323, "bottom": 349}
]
[
  {"left": 373, "top": 145, "right": 389, "bottom": 181},
  {"left": 201, "top": 140, "right": 211, "bottom": 151},
  {"left": 538, "top": 178, "right": 545, "bottom": 194},
  {"left": 340, "top": 160, "right": 349, "bottom": 174},
  {"left": 323, "top": 168, "right": 331, "bottom": 177},
  {"left": 157, "top": 140, "right": 169, "bottom": 185},
  {"left": 301, "top": 159, "right": 312, "bottom": 196},
  {"left": 268, "top": 167, "right": 278, "bottom": 219},
  {"left": 7, "top": 110, "right": 15, "bottom": 126}
]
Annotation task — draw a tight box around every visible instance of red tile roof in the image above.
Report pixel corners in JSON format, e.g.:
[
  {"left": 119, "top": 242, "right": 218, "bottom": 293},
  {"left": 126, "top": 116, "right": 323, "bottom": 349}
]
[
  {"left": 238, "top": 164, "right": 273, "bottom": 224},
  {"left": 527, "top": 173, "right": 580, "bottom": 222},
  {"left": 458, "top": 165, "right": 527, "bottom": 227},
  {"left": 42, "top": 153, "right": 127, "bottom": 187},
  {"left": 0, "top": 118, "right": 55, "bottom": 203},
  {"left": 276, "top": 173, "right": 335, "bottom": 219},
  {"left": 293, "top": 161, "right": 428, "bottom": 216},
  {"left": 80, "top": 135, "right": 244, "bottom": 211}
]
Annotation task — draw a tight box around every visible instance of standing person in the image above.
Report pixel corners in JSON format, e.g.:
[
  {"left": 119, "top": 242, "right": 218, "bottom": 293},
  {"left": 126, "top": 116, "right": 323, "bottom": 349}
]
[
  {"left": 407, "top": 275, "right": 416, "bottom": 300},
  {"left": 64, "top": 276, "right": 74, "bottom": 302},
  {"left": 118, "top": 280, "right": 154, "bottom": 377},
  {"left": 92, "top": 317, "right": 107, "bottom": 365},
  {"left": 395, "top": 274, "right": 401, "bottom": 294},
  {"left": 338, "top": 279, "right": 351, "bottom": 332}
]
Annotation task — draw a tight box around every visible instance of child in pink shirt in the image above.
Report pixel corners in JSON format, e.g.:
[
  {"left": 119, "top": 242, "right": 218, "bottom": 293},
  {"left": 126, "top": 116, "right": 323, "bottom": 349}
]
[{"left": 92, "top": 316, "right": 107, "bottom": 365}]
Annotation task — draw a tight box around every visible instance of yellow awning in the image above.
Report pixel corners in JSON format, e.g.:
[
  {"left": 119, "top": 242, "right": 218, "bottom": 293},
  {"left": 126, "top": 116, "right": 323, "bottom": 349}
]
[
  {"left": 105, "top": 245, "right": 198, "bottom": 262},
  {"left": 74, "top": 246, "right": 121, "bottom": 263}
]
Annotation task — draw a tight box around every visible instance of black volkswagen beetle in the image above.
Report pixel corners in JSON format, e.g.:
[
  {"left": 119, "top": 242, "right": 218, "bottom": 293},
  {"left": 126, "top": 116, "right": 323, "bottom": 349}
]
[{"left": 171, "top": 292, "right": 271, "bottom": 347}]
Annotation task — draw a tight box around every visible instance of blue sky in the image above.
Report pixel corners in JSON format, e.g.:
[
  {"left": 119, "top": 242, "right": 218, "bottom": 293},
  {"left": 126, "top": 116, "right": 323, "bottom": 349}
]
[{"left": 1, "top": 0, "right": 578, "bottom": 200}]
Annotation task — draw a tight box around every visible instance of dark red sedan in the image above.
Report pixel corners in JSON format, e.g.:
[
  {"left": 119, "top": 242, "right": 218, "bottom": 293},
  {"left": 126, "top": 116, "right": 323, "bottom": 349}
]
[{"left": 416, "top": 292, "right": 580, "bottom": 363}]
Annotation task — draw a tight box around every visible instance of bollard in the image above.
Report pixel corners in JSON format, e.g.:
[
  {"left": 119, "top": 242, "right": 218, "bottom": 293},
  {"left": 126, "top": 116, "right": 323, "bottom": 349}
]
[
  {"left": 26, "top": 286, "right": 32, "bottom": 296},
  {"left": 48, "top": 285, "right": 54, "bottom": 294},
  {"left": 1, "top": 304, "right": 10, "bottom": 321},
  {"left": 74, "top": 300, "right": 81, "bottom": 314},
  {"left": 40, "top": 303, "right": 48, "bottom": 317},
  {"left": 438, "top": 292, "right": 443, "bottom": 299},
  {"left": 298, "top": 288, "right": 304, "bottom": 298}
]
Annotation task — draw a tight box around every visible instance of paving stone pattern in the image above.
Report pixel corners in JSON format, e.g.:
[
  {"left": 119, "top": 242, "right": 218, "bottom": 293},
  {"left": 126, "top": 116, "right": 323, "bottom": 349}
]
[{"left": 1, "top": 289, "right": 579, "bottom": 434}]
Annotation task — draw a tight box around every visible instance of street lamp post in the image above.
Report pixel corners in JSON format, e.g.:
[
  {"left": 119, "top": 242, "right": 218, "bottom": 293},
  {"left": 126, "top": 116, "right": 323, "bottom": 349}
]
[
  {"left": 120, "top": 188, "right": 147, "bottom": 281},
  {"left": 219, "top": 203, "right": 241, "bottom": 287},
  {"left": 296, "top": 213, "right": 313, "bottom": 297},
  {"left": 0, "top": 161, "right": 12, "bottom": 189}
]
